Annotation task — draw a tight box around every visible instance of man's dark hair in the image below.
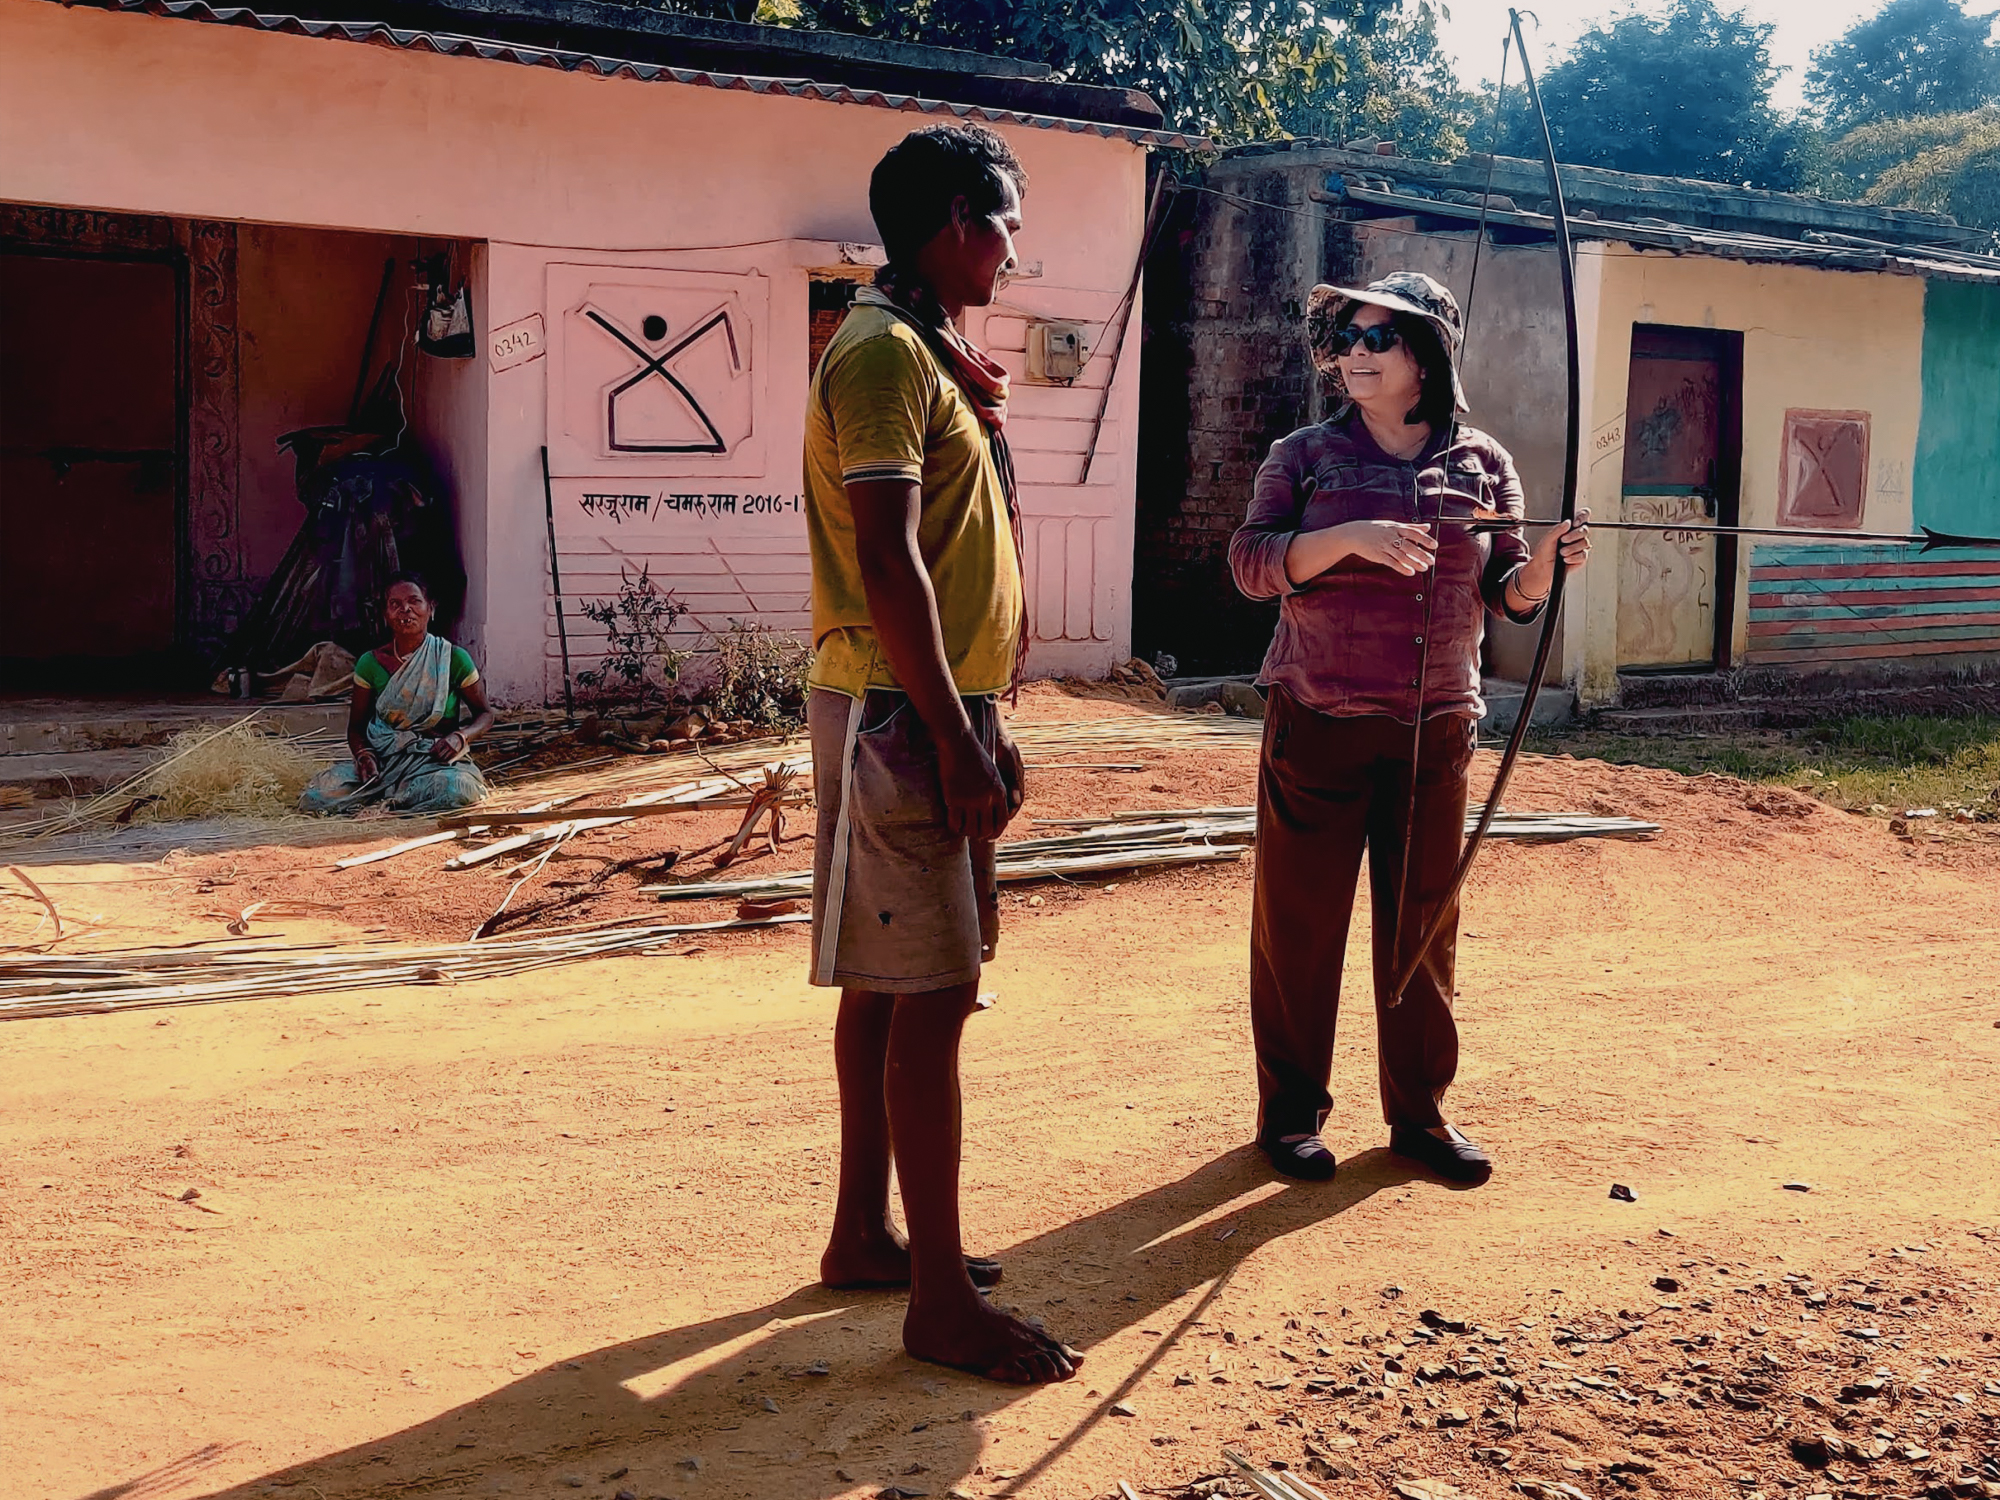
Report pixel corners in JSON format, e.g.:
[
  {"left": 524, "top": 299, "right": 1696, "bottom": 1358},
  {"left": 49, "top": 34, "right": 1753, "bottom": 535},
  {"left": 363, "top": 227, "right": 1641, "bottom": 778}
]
[
  {"left": 1334, "top": 302, "right": 1457, "bottom": 429},
  {"left": 869, "top": 125, "right": 1028, "bottom": 271}
]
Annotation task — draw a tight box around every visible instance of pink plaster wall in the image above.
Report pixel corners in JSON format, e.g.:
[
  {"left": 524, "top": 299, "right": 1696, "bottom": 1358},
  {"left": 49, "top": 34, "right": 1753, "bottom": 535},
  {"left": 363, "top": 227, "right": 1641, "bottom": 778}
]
[
  {"left": 1, "top": 0, "right": 1150, "bottom": 703},
  {"left": 403, "top": 244, "right": 490, "bottom": 657}
]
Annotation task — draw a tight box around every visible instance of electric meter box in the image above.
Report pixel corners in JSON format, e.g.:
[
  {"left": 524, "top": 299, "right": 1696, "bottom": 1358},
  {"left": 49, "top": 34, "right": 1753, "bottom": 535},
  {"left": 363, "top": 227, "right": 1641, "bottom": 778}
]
[{"left": 1025, "top": 320, "right": 1089, "bottom": 384}]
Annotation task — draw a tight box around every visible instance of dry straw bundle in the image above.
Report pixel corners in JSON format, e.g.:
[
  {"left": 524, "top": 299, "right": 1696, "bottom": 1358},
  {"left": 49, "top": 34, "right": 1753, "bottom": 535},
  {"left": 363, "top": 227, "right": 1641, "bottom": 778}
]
[{"left": 139, "top": 723, "right": 327, "bottom": 822}]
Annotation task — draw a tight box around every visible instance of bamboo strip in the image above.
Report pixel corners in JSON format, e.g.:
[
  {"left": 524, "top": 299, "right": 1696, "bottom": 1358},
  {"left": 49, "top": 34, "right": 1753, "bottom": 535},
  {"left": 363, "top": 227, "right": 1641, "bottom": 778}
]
[
  {"left": 333, "top": 829, "right": 463, "bottom": 869},
  {"left": 0, "top": 913, "right": 809, "bottom": 1022},
  {"left": 437, "top": 790, "right": 810, "bottom": 830}
]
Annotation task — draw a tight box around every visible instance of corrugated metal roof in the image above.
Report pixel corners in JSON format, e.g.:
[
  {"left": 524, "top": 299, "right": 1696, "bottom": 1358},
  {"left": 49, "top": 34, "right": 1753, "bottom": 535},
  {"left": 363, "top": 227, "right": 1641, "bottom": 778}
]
[
  {"left": 1338, "top": 180, "right": 2000, "bottom": 286},
  {"left": 54, "top": 0, "right": 1206, "bottom": 150}
]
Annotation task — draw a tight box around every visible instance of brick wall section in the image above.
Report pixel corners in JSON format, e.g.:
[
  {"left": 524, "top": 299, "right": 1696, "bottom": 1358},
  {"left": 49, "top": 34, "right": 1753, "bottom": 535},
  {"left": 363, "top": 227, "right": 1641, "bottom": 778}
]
[{"left": 1136, "top": 159, "right": 1364, "bottom": 674}]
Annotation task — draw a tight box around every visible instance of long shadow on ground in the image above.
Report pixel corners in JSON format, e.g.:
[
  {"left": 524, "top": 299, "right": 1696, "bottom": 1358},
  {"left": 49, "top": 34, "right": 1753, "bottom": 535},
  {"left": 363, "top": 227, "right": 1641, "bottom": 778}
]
[{"left": 171, "top": 1147, "right": 1420, "bottom": 1500}]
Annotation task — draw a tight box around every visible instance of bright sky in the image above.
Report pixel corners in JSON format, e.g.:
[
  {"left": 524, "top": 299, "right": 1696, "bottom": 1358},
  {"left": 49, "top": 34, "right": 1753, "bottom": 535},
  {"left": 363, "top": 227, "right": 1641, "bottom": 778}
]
[{"left": 1434, "top": 0, "right": 1893, "bottom": 111}]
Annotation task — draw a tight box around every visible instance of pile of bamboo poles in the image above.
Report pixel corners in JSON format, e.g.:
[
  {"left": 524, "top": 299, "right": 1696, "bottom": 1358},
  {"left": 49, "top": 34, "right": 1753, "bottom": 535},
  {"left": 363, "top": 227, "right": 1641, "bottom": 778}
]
[
  {"left": 1040, "top": 804, "right": 1662, "bottom": 844},
  {"left": 655, "top": 813, "right": 1254, "bottom": 905},
  {"left": 651, "top": 801, "right": 1658, "bottom": 906},
  {"left": 0, "top": 913, "right": 806, "bottom": 1023},
  {"left": 1009, "top": 715, "right": 1264, "bottom": 757}
]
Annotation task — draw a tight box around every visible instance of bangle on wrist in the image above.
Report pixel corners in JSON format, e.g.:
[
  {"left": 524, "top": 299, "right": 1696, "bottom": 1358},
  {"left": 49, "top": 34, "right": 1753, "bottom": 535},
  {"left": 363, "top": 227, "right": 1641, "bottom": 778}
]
[{"left": 1512, "top": 575, "right": 1551, "bottom": 605}]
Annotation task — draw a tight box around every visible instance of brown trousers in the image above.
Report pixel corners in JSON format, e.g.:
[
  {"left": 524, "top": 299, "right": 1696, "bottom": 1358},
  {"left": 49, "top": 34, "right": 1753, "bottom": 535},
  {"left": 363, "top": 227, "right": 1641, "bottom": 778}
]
[{"left": 1250, "top": 686, "right": 1475, "bottom": 1137}]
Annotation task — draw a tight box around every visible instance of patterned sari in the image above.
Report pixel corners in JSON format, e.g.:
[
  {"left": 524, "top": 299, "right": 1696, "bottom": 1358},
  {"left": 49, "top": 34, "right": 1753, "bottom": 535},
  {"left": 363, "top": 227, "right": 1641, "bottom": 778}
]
[{"left": 299, "top": 633, "right": 490, "bottom": 814}]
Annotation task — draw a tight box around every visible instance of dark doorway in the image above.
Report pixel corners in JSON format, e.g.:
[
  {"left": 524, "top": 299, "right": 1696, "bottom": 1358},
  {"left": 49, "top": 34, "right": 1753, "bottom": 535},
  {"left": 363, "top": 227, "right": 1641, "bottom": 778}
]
[
  {"left": 0, "top": 251, "right": 182, "bottom": 688},
  {"left": 1615, "top": 324, "right": 1744, "bottom": 673}
]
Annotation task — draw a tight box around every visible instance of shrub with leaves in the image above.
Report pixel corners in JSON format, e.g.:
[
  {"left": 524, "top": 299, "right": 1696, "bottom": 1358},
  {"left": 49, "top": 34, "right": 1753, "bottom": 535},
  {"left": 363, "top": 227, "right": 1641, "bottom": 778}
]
[
  {"left": 701, "top": 620, "right": 813, "bottom": 728},
  {"left": 575, "top": 565, "right": 693, "bottom": 708}
]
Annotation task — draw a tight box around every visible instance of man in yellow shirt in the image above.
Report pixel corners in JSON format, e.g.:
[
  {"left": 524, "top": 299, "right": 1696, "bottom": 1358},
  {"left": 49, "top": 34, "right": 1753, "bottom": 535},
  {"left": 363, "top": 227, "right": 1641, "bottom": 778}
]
[{"left": 805, "top": 124, "right": 1076, "bottom": 1386}]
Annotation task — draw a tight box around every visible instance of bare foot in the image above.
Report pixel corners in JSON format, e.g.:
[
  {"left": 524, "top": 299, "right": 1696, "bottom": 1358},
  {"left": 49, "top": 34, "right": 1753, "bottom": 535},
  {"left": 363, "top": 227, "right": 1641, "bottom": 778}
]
[
  {"left": 903, "top": 1295, "right": 1080, "bottom": 1385},
  {"left": 820, "top": 1229, "right": 1002, "bottom": 1290}
]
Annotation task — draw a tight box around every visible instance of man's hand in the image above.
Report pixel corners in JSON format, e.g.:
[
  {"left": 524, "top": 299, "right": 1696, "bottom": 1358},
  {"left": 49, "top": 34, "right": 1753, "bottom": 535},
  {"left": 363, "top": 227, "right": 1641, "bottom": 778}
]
[
  {"left": 938, "top": 730, "right": 1012, "bottom": 842},
  {"left": 995, "top": 727, "right": 1026, "bottom": 818},
  {"left": 353, "top": 748, "right": 380, "bottom": 782}
]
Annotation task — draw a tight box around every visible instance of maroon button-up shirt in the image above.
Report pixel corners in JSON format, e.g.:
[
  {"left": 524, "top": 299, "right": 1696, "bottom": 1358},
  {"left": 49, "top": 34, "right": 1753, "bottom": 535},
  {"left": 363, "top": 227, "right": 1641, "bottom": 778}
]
[{"left": 1229, "top": 409, "right": 1541, "bottom": 724}]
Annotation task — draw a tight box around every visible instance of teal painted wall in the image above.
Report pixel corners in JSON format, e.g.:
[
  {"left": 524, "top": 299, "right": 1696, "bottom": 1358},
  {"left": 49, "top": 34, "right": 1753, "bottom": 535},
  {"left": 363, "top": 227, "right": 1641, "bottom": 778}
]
[{"left": 1913, "top": 280, "right": 2000, "bottom": 533}]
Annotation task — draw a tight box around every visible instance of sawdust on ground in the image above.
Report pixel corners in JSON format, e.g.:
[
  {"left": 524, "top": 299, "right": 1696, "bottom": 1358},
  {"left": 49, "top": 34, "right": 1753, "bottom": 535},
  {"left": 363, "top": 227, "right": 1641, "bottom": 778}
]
[{"left": 3, "top": 687, "right": 1998, "bottom": 1500}]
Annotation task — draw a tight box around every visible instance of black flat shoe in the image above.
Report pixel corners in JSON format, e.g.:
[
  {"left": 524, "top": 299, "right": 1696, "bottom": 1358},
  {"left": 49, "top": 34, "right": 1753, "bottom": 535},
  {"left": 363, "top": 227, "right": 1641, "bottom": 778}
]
[
  {"left": 1259, "top": 1132, "right": 1338, "bottom": 1181},
  {"left": 1390, "top": 1124, "right": 1493, "bottom": 1184}
]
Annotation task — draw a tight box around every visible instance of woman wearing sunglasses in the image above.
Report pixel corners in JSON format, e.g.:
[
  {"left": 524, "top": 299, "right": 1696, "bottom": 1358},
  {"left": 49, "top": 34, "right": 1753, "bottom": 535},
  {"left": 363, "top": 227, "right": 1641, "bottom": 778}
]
[{"left": 1228, "top": 271, "right": 1589, "bottom": 1185}]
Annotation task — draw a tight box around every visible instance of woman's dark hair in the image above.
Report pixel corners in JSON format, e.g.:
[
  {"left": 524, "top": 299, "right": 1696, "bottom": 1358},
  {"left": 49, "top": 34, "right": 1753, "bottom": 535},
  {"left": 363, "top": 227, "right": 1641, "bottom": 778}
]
[
  {"left": 1333, "top": 302, "right": 1457, "bottom": 429},
  {"left": 384, "top": 571, "right": 431, "bottom": 603},
  {"left": 869, "top": 124, "right": 1028, "bottom": 271}
]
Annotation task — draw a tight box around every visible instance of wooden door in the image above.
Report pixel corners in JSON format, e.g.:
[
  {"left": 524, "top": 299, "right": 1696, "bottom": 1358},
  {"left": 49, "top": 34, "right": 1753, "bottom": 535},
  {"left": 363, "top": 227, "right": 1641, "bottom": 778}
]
[
  {"left": 0, "top": 252, "right": 180, "bottom": 682},
  {"left": 1615, "top": 325, "right": 1743, "bottom": 671}
]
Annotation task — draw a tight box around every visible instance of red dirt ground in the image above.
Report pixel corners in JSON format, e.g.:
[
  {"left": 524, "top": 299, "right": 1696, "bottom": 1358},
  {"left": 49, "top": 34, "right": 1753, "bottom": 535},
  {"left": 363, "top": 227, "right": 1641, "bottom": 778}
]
[{"left": 3, "top": 689, "right": 1997, "bottom": 1500}]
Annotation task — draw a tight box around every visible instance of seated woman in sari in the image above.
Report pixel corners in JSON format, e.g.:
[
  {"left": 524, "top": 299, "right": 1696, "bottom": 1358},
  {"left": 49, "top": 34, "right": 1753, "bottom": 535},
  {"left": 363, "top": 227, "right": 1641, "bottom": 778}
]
[{"left": 299, "top": 574, "right": 495, "bottom": 815}]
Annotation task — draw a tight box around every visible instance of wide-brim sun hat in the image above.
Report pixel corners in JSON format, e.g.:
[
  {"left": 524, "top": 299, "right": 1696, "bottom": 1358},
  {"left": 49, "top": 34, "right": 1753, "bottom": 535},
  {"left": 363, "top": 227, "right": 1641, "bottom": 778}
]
[{"left": 1306, "top": 271, "right": 1469, "bottom": 414}]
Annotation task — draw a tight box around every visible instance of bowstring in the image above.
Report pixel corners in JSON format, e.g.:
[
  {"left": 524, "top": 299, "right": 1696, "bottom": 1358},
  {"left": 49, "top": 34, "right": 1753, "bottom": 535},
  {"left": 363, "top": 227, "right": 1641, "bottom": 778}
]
[{"left": 1387, "top": 26, "right": 1514, "bottom": 1008}]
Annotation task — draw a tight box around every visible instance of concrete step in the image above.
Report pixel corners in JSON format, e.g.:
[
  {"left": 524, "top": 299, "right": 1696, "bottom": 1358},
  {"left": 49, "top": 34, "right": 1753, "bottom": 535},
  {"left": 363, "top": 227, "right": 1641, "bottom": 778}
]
[
  {"left": 0, "top": 747, "right": 159, "bottom": 799},
  {"left": 1614, "top": 670, "right": 1736, "bottom": 709},
  {"left": 1160, "top": 676, "right": 1579, "bottom": 733},
  {"left": 1163, "top": 676, "right": 1263, "bottom": 715},
  {"left": 0, "top": 700, "right": 346, "bottom": 756},
  {"left": 1480, "top": 679, "right": 1577, "bottom": 734}
]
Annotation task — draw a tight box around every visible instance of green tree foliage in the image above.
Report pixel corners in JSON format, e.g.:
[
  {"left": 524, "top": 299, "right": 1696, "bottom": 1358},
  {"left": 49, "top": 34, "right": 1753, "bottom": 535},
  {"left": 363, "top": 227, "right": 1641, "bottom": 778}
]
[
  {"left": 1494, "top": 0, "right": 1800, "bottom": 188},
  {"left": 762, "top": 0, "right": 1421, "bottom": 140},
  {"left": 1804, "top": 0, "right": 1999, "bottom": 135},
  {"left": 1272, "top": 0, "right": 1474, "bottom": 160},
  {"left": 1822, "top": 106, "right": 2000, "bottom": 229}
]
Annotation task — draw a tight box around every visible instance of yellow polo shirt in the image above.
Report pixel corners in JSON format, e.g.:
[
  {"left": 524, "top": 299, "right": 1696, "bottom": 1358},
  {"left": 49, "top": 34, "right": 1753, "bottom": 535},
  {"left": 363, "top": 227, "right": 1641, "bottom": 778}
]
[{"left": 803, "top": 304, "right": 1022, "bottom": 699}]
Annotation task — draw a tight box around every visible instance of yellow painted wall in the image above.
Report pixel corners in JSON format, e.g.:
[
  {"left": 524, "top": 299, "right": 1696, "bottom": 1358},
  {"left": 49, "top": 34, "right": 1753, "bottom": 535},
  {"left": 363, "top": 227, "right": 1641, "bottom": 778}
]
[{"left": 1576, "top": 248, "right": 1926, "bottom": 702}]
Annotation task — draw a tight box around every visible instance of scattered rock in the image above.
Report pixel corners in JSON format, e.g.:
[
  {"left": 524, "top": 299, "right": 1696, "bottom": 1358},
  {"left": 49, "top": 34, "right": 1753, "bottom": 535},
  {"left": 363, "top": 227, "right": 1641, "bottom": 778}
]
[
  {"left": 558, "top": 1479, "right": 585, "bottom": 1490},
  {"left": 1609, "top": 1184, "right": 1638, "bottom": 1202},
  {"left": 1437, "top": 1407, "right": 1472, "bottom": 1427},
  {"left": 1110, "top": 1401, "right": 1137, "bottom": 1417},
  {"left": 1514, "top": 1483, "right": 1591, "bottom": 1500},
  {"left": 1652, "top": 1276, "right": 1680, "bottom": 1293},
  {"left": 1392, "top": 1481, "right": 1465, "bottom": 1500},
  {"left": 1783, "top": 1181, "right": 1813, "bottom": 1192},
  {"left": 678, "top": 1456, "right": 703, "bottom": 1471},
  {"left": 178, "top": 1187, "right": 201, "bottom": 1202},
  {"left": 759, "top": 1395, "right": 780, "bottom": 1412}
]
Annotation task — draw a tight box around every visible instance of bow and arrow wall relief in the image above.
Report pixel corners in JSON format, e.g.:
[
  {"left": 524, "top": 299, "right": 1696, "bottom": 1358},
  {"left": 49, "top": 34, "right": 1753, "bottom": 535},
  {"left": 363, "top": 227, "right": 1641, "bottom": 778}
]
[{"left": 546, "top": 268, "right": 767, "bottom": 478}]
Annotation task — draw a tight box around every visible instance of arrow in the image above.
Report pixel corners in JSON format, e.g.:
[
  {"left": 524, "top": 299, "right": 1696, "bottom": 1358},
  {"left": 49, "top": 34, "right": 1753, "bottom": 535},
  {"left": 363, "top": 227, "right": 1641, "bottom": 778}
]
[{"left": 1443, "top": 518, "right": 2000, "bottom": 552}]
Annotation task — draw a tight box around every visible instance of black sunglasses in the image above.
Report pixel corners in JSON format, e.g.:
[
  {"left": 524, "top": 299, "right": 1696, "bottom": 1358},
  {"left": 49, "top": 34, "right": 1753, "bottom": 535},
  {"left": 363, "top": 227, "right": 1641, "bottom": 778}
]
[{"left": 1331, "top": 322, "right": 1406, "bottom": 356}]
